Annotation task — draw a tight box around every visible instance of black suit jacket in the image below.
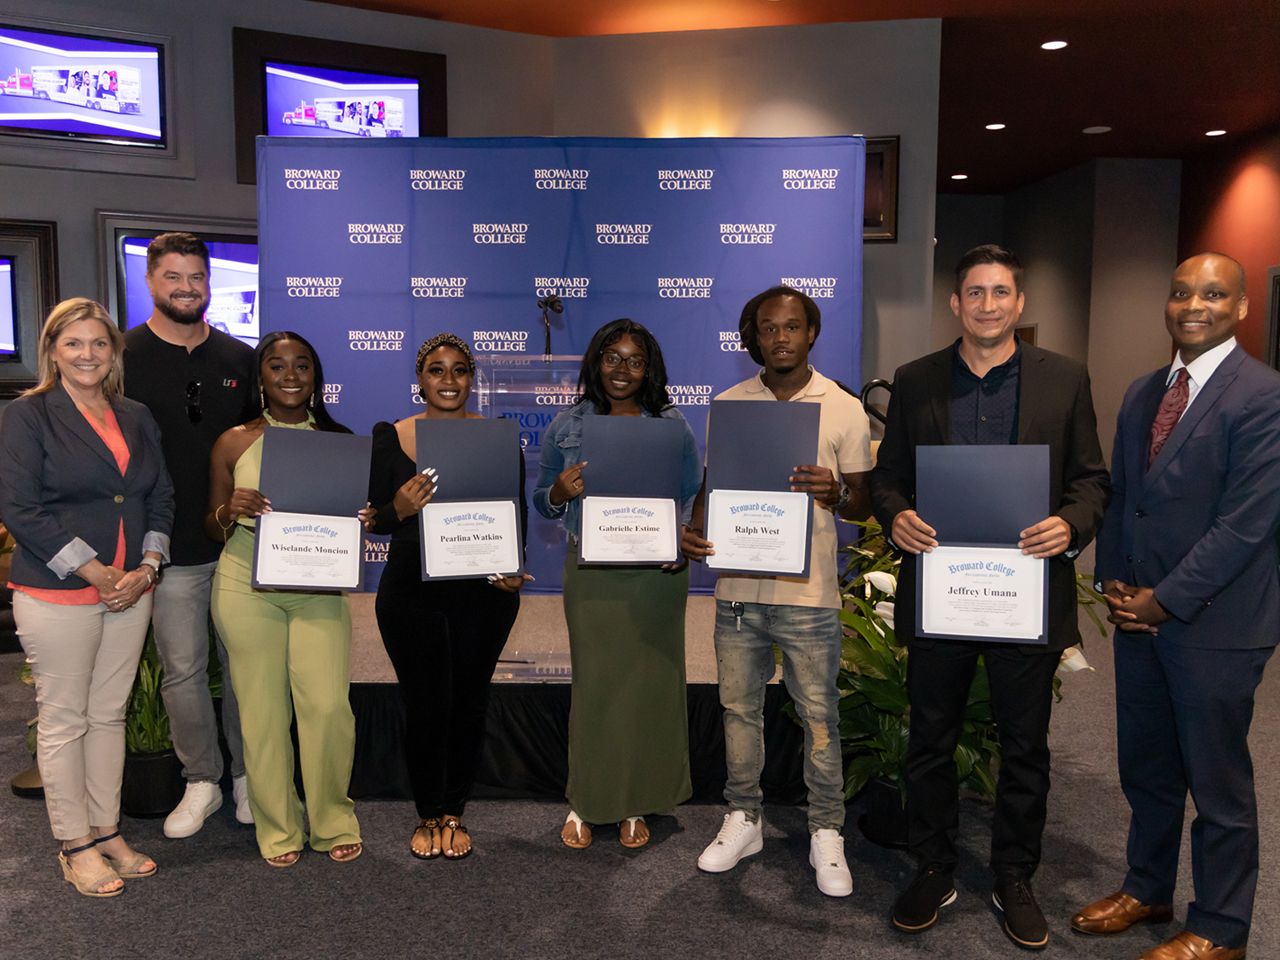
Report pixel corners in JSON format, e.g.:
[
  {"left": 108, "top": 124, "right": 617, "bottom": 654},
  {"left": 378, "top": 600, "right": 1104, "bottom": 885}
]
[
  {"left": 0, "top": 385, "right": 174, "bottom": 590},
  {"left": 870, "top": 342, "right": 1110, "bottom": 651}
]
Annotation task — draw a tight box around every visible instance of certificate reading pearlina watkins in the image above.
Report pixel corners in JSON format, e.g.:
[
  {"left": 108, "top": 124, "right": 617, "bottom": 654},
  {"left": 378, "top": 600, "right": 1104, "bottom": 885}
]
[
  {"left": 421, "top": 500, "right": 520, "bottom": 578},
  {"left": 705, "top": 489, "right": 809, "bottom": 575},
  {"left": 920, "top": 546, "right": 1045, "bottom": 641},
  {"left": 580, "top": 496, "right": 678, "bottom": 564},
  {"left": 252, "top": 512, "right": 364, "bottom": 591}
]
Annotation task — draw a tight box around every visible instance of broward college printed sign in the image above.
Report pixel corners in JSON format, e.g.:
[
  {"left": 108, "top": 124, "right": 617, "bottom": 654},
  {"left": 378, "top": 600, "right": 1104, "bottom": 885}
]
[{"left": 258, "top": 136, "right": 865, "bottom": 592}]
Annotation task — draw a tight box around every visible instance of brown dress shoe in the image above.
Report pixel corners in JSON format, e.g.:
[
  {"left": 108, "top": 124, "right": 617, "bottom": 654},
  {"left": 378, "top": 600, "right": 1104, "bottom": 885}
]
[
  {"left": 1072, "top": 891, "right": 1174, "bottom": 935},
  {"left": 1139, "top": 930, "right": 1246, "bottom": 959}
]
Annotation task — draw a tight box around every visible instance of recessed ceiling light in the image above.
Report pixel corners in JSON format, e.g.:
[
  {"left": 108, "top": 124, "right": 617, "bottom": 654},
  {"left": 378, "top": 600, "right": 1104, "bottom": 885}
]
[
  {"left": 1082, "top": 125, "right": 1112, "bottom": 134},
  {"left": 985, "top": 123, "right": 1006, "bottom": 131},
  {"left": 1041, "top": 40, "right": 1068, "bottom": 50},
  {"left": 1205, "top": 129, "right": 1227, "bottom": 137},
  {"left": 951, "top": 174, "right": 969, "bottom": 180}
]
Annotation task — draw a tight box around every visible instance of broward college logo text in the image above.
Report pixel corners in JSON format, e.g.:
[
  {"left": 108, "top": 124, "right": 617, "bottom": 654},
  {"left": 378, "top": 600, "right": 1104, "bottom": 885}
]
[
  {"left": 472, "top": 331, "right": 529, "bottom": 352},
  {"left": 410, "top": 169, "right": 465, "bottom": 190},
  {"left": 412, "top": 277, "right": 467, "bottom": 299},
  {"left": 782, "top": 168, "right": 840, "bottom": 190},
  {"left": 721, "top": 223, "right": 776, "bottom": 244},
  {"left": 781, "top": 276, "right": 838, "bottom": 299},
  {"left": 657, "top": 169, "right": 714, "bottom": 190},
  {"left": 284, "top": 168, "right": 341, "bottom": 190},
  {"left": 474, "top": 223, "right": 528, "bottom": 244},
  {"left": 597, "top": 223, "right": 651, "bottom": 245},
  {"left": 286, "top": 277, "right": 342, "bottom": 298},
  {"left": 349, "top": 223, "right": 404, "bottom": 244},
  {"left": 658, "top": 277, "right": 714, "bottom": 299},
  {"left": 349, "top": 330, "right": 405, "bottom": 351},
  {"left": 534, "top": 168, "right": 589, "bottom": 190},
  {"left": 323, "top": 383, "right": 342, "bottom": 406},
  {"left": 534, "top": 277, "right": 590, "bottom": 299}
]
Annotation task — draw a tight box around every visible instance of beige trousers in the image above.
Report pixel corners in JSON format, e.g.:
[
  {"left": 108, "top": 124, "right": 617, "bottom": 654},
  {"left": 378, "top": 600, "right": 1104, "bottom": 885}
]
[{"left": 14, "top": 591, "right": 152, "bottom": 840}]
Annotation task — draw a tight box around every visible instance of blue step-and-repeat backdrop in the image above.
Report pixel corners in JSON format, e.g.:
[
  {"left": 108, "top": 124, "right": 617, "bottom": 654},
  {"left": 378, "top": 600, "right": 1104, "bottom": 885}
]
[{"left": 256, "top": 136, "right": 865, "bottom": 594}]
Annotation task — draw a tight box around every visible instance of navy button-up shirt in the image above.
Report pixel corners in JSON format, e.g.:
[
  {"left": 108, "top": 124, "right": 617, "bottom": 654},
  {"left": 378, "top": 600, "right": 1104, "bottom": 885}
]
[{"left": 949, "top": 339, "right": 1020, "bottom": 445}]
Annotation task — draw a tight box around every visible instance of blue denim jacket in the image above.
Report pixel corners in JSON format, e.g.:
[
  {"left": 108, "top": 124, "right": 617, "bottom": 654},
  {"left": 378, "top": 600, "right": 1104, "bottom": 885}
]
[{"left": 533, "top": 399, "right": 702, "bottom": 540}]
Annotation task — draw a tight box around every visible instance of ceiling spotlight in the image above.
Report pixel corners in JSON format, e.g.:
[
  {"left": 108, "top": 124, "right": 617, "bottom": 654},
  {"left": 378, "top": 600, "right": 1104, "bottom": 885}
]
[
  {"left": 1082, "top": 125, "right": 1112, "bottom": 134},
  {"left": 1041, "top": 40, "right": 1068, "bottom": 50},
  {"left": 985, "top": 123, "right": 1006, "bottom": 131},
  {"left": 1205, "top": 129, "right": 1227, "bottom": 137},
  {"left": 950, "top": 174, "right": 969, "bottom": 180}
]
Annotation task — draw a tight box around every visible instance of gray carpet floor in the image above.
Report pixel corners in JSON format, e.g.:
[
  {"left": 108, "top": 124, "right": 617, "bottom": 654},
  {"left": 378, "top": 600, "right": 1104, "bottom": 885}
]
[{"left": 2, "top": 622, "right": 1277, "bottom": 959}]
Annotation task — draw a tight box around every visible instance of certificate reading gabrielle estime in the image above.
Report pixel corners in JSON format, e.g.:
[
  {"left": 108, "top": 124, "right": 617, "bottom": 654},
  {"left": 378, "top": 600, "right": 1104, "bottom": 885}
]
[
  {"left": 920, "top": 545, "right": 1045, "bottom": 641},
  {"left": 580, "top": 496, "right": 678, "bottom": 563},
  {"left": 252, "top": 512, "right": 363, "bottom": 590},
  {"left": 421, "top": 499, "right": 521, "bottom": 578}
]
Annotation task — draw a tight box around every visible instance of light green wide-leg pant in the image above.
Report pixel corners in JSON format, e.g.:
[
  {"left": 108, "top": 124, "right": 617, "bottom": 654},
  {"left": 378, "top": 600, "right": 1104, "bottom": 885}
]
[{"left": 211, "top": 530, "right": 360, "bottom": 859}]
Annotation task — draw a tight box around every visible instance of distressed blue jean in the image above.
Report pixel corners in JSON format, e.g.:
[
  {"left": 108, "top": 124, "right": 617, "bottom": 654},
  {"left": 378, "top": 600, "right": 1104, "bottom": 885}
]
[{"left": 714, "top": 599, "right": 845, "bottom": 832}]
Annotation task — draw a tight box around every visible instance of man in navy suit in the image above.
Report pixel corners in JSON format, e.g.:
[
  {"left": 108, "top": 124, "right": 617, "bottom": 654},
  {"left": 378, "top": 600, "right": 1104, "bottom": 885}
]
[{"left": 1072, "top": 253, "right": 1280, "bottom": 960}]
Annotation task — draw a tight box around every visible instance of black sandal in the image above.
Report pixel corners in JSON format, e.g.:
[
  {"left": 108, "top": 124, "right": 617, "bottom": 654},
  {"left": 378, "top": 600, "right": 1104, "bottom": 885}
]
[
  {"left": 440, "top": 817, "right": 472, "bottom": 860},
  {"left": 411, "top": 818, "right": 441, "bottom": 860}
]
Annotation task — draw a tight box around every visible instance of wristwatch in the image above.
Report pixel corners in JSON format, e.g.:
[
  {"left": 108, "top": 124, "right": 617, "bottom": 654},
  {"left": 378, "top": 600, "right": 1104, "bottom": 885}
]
[{"left": 831, "top": 482, "right": 851, "bottom": 510}]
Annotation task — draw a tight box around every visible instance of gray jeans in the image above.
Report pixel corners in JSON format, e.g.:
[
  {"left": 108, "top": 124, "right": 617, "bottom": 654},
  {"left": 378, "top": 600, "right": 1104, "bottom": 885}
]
[
  {"left": 714, "top": 600, "right": 845, "bottom": 832},
  {"left": 152, "top": 561, "right": 243, "bottom": 782}
]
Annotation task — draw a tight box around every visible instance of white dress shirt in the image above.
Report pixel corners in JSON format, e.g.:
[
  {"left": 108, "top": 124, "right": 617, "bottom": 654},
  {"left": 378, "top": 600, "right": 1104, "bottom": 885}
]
[{"left": 1168, "top": 336, "right": 1237, "bottom": 418}]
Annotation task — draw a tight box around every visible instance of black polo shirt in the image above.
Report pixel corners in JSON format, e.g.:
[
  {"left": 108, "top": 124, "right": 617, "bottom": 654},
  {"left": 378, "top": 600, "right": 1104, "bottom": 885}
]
[
  {"left": 949, "top": 338, "right": 1020, "bottom": 445},
  {"left": 123, "top": 323, "right": 255, "bottom": 565}
]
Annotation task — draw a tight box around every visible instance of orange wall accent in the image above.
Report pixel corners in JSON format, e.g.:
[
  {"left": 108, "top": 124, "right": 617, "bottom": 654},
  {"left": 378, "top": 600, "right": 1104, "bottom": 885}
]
[{"left": 1179, "top": 130, "right": 1280, "bottom": 361}]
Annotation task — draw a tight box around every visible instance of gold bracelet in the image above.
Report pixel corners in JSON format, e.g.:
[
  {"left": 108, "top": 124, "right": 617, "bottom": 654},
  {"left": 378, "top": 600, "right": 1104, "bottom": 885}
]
[{"left": 215, "top": 503, "right": 235, "bottom": 533}]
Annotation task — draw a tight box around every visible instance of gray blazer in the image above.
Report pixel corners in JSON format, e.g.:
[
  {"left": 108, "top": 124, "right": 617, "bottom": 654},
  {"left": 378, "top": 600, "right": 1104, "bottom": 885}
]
[{"left": 0, "top": 385, "right": 174, "bottom": 590}]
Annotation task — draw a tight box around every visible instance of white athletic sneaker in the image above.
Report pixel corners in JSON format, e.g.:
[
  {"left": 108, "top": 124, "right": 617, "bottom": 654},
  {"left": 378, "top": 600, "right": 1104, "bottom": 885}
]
[
  {"left": 697, "top": 811, "right": 764, "bottom": 873},
  {"left": 232, "top": 775, "right": 254, "bottom": 825},
  {"left": 809, "top": 829, "right": 853, "bottom": 897},
  {"left": 163, "top": 780, "right": 223, "bottom": 838}
]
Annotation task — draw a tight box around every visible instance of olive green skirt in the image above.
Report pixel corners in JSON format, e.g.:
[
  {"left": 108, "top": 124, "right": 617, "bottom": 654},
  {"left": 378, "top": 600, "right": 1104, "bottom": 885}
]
[{"left": 563, "top": 542, "right": 692, "bottom": 823}]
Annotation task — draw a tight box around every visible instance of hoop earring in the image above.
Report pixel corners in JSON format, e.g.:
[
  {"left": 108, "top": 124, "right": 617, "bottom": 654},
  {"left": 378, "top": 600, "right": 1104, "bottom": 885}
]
[
  {"left": 259, "top": 387, "right": 266, "bottom": 410},
  {"left": 309, "top": 392, "right": 317, "bottom": 410}
]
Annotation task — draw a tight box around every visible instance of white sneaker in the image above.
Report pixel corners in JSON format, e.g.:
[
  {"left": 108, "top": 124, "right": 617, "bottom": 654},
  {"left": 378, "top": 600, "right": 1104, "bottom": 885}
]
[
  {"left": 232, "top": 775, "right": 254, "bottom": 825},
  {"left": 697, "top": 811, "right": 764, "bottom": 873},
  {"left": 809, "top": 829, "right": 853, "bottom": 897},
  {"left": 163, "top": 780, "right": 223, "bottom": 838}
]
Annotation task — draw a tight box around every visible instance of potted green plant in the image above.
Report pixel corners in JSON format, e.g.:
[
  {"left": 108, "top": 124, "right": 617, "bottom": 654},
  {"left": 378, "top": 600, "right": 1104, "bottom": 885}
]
[{"left": 834, "top": 518, "right": 1102, "bottom": 847}]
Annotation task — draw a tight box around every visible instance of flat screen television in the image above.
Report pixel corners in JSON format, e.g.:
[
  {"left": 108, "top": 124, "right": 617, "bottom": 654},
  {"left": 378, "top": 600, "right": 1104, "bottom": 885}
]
[
  {"left": 265, "top": 61, "right": 419, "bottom": 139},
  {"left": 0, "top": 257, "right": 16, "bottom": 355},
  {"left": 117, "top": 233, "right": 259, "bottom": 347},
  {"left": 0, "top": 23, "right": 165, "bottom": 148},
  {"left": 233, "top": 28, "right": 446, "bottom": 183}
]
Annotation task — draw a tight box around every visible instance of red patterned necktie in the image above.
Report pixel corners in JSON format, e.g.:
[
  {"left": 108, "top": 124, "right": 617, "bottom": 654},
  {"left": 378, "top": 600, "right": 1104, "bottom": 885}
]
[{"left": 1148, "top": 367, "right": 1190, "bottom": 467}]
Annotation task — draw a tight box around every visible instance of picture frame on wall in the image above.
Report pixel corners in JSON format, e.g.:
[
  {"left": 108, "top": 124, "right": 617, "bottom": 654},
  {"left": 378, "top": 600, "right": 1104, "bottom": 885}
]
[
  {"left": 0, "top": 218, "right": 59, "bottom": 398},
  {"left": 863, "top": 135, "right": 900, "bottom": 243}
]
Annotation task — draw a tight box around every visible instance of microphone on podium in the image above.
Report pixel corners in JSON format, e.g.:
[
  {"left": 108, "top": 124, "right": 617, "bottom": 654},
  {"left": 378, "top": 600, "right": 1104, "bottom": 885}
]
[{"left": 538, "top": 293, "right": 563, "bottom": 359}]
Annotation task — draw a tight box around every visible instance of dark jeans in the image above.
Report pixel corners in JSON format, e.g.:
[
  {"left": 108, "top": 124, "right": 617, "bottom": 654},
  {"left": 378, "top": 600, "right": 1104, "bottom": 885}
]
[
  {"left": 905, "top": 639, "right": 1060, "bottom": 877},
  {"left": 375, "top": 543, "right": 519, "bottom": 818}
]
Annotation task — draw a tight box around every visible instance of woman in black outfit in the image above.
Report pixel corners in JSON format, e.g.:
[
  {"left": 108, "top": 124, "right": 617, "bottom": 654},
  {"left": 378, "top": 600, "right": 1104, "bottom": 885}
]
[{"left": 367, "top": 332, "right": 529, "bottom": 860}]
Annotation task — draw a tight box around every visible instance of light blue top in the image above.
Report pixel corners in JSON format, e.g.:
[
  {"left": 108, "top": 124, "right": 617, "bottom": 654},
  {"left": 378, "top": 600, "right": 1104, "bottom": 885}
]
[{"left": 533, "top": 399, "right": 702, "bottom": 540}]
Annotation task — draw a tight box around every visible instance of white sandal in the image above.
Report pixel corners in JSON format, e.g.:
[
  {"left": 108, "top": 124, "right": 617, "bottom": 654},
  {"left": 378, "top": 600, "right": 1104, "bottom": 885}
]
[
  {"left": 561, "top": 810, "right": 592, "bottom": 849},
  {"left": 619, "top": 816, "right": 649, "bottom": 849}
]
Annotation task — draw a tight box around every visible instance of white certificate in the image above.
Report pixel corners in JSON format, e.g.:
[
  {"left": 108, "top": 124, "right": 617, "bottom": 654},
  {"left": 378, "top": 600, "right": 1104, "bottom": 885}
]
[
  {"left": 252, "top": 511, "right": 363, "bottom": 591},
  {"left": 420, "top": 499, "right": 520, "bottom": 579},
  {"left": 579, "top": 496, "right": 678, "bottom": 564},
  {"left": 920, "top": 545, "right": 1045, "bottom": 641},
  {"left": 705, "top": 488, "right": 809, "bottom": 575}
]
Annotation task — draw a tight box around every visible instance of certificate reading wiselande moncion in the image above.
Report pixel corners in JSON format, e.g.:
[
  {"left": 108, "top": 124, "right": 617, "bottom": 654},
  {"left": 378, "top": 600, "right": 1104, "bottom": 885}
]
[
  {"left": 705, "top": 489, "right": 809, "bottom": 575},
  {"left": 580, "top": 496, "right": 678, "bottom": 564},
  {"left": 252, "top": 512, "right": 363, "bottom": 591},
  {"left": 920, "top": 545, "right": 1045, "bottom": 641},
  {"left": 421, "top": 499, "right": 520, "bottom": 578}
]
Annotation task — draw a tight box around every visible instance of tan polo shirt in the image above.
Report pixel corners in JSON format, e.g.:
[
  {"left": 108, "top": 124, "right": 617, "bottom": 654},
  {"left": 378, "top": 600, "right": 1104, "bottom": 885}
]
[{"left": 712, "top": 367, "right": 872, "bottom": 609}]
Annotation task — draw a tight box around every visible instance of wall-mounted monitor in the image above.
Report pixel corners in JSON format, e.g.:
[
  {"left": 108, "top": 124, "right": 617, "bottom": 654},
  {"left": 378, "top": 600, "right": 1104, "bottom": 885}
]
[
  {"left": 0, "top": 23, "right": 166, "bottom": 148},
  {"left": 0, "top": 219, "right": 59, "bottom": 398},
  {"left": 0, "top": 258, "right": 16, "bottom": 355},
  {"left": 233, "top": 28, "right": 446, "bottom": 184},
  {"left": 97, "top": 212, "right": 258, "bottom": 348}
]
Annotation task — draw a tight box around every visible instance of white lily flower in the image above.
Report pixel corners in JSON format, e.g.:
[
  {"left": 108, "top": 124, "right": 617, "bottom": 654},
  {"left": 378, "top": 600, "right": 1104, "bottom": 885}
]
[
  {"left": 1057, "top": 645, "right": 1094, "bottom": 673},
  {"left": 874, "top": 600, "right": 895, "bottom": 630},
  {"left": 865, "top": 570, "right": 898, "bottom": 597}
]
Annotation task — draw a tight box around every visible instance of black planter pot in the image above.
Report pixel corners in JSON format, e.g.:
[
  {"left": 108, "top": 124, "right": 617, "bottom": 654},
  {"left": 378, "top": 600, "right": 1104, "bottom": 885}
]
[
  {"left": 857, "top": 777, "right": 909, "bottom": 850},
  {"left": 121, "top": 749, "right": 184, "bottom": 819}
]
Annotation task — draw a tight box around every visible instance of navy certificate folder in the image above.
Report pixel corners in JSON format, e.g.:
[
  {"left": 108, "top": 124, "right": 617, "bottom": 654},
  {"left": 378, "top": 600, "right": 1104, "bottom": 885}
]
[
  {"left": 580, "top": 416, "right": 684, "bottom": 499},
  {"left": 258, "top": 427, "right": 372, "bottom": 515}
]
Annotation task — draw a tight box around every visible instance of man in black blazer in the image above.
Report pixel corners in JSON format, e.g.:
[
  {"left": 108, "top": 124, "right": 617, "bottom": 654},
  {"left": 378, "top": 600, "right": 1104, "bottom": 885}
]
[
  {"left": 1071, "top": 254, "right": 1280, "bottom": 960},
  {"left": 871, "top": 244, "right": 1109, "bottom": 949}
]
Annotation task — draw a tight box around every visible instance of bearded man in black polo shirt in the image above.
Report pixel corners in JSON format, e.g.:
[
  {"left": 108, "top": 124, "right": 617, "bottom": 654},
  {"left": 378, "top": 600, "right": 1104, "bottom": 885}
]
[{"left": 123, "top": 233, "right": 255, "bottom": 837}]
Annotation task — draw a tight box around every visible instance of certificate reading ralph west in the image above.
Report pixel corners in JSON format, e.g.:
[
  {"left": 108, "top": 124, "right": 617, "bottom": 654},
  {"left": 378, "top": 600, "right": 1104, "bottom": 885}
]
[
  {"left": 705, "top": 489, "right": 809, "bottom": 575},
  {"left": 252, "top": 512, "right": 364, "bottom": 591},
  {"left": 421, "top": 499, "right": 521, "bottom": 578},
  {"left": 920, "top": 545, "right": 1045, "bottom": 641}
]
